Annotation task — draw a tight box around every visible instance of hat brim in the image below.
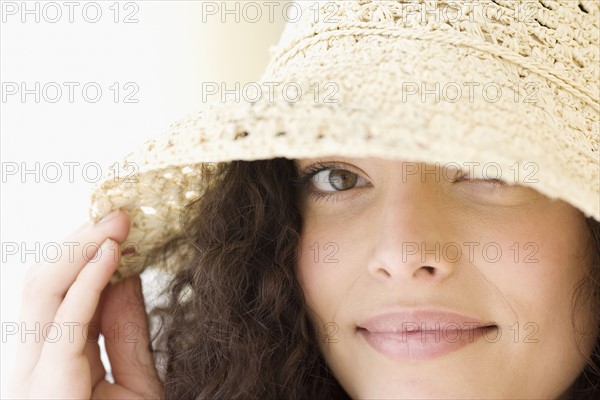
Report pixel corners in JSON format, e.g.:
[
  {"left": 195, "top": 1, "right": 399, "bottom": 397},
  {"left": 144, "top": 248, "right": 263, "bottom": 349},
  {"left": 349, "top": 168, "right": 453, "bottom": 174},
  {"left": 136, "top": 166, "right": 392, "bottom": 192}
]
[{"left": 90, "top": 35, "right": 600, "bottom": 283}]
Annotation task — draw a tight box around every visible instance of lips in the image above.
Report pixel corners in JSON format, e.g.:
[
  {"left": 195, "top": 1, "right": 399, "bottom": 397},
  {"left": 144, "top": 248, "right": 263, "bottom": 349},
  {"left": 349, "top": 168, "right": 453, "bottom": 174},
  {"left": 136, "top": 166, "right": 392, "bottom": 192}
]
[{"left": 357, "top": 309, "right": 498, "bottom": 360}]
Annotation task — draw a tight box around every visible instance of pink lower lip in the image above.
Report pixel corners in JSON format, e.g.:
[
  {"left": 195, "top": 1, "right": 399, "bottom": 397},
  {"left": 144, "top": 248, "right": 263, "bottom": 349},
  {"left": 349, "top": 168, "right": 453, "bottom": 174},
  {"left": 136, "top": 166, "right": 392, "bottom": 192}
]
[{"left": 358, "top": 326, "right": 497, "bottom": 361}]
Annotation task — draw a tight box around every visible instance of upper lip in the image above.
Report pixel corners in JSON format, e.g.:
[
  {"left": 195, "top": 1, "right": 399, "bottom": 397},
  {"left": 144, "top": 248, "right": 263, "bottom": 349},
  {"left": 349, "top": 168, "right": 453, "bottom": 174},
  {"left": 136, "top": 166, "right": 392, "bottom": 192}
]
[{"left": 357, "top": 309, "right": 497, "bottom": 333}]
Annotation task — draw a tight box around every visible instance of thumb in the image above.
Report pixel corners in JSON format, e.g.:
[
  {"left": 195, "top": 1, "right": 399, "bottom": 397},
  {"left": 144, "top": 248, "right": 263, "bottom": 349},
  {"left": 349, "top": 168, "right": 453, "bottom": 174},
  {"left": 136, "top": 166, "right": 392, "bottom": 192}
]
[{"left": 99, "top": 275, "right": 162, "bottom": 397}]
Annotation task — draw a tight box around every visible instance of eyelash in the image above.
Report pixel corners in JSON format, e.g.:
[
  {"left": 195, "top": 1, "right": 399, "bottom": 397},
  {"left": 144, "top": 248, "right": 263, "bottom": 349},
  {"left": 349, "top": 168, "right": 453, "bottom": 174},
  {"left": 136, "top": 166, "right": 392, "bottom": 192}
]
[
  {"left": 454, "top": 173, "right": 506, "bottom": 188},
  {"left": 292, "top": 162, "right": 507, "bottom": 203}
]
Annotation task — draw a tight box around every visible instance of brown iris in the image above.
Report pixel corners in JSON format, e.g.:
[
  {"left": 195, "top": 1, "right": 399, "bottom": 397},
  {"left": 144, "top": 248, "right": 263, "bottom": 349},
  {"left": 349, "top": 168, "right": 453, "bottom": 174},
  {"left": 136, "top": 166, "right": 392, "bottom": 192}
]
[{"left": 328, "top": 169, "right": 358, "bottom": 191}]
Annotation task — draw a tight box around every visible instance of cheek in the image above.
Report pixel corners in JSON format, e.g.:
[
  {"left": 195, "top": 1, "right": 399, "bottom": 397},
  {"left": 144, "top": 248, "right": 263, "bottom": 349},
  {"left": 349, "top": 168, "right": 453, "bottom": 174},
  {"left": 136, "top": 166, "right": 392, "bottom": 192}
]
[
  {"left": 483, "top": 212, "right": 589, "bottom": 321},
  {"left": 295, "top": 219, "right": 366, "bottom": 347},
  {"left": 459, "top": 203, "right": 588, "bottom": 313},
  {"left": 472, "top": 209, "right": 596, "bottom": 378},
  {"left": 296, "top": 231, "right": 348, "bottom": 317}
]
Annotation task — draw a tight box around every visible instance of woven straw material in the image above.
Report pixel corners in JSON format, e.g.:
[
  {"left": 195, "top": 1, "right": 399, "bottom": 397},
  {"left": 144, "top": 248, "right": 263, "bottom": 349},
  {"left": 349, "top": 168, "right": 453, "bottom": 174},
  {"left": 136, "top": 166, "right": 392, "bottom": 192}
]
[{"left": 89, "top": 0, "right": 600, "bottom": 284}]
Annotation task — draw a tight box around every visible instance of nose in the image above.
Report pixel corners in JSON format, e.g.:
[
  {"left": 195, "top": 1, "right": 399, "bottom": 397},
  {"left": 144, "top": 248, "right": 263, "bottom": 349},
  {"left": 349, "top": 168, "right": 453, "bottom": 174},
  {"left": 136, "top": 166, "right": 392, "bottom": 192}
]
[{"left": 366, "top": 167, "right": 459, "bottom": 285}]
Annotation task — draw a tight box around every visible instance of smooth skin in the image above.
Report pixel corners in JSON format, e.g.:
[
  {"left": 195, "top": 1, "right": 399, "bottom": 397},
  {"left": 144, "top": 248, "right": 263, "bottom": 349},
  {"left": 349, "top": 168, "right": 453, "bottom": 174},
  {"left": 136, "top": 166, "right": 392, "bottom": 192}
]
[{"left": 8, "top": 210, "right": 164, "bottom": 399}]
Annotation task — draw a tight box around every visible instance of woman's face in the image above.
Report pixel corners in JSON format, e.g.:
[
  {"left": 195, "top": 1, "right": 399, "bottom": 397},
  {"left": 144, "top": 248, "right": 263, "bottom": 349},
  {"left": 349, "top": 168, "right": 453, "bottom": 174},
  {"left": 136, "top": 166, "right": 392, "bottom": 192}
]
[{"left": 294, "top": 157, "right": 597, "bottom": 399}]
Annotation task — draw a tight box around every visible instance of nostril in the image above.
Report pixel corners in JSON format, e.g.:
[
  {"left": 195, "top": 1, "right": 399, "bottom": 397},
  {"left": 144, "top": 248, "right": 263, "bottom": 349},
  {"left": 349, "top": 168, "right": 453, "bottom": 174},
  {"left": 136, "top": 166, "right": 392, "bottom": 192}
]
[
  {"left": 422, "top": 266, "right": 435, "bottom": 274},
  {"left": 412, "top": 265, "right": 437, "bottom": 279}
]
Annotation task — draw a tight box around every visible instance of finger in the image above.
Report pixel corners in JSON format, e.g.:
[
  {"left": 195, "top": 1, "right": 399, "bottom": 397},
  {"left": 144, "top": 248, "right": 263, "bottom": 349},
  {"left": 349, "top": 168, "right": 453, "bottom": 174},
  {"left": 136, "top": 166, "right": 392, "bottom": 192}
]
[
  {"left": 36, "top": 209, "right": 130, "bottom": 296},
  {"left": 27, "top": 238, "right": 119, "bottom": 400},
  {"left": 14, "top": 210, "right": 130, "bottom": 378},
  {"left": 38, "top": 238, "right": 120, "bottom": 364},
  {"left": 102, "top": 275, "right": 162, "bottom": 396}
]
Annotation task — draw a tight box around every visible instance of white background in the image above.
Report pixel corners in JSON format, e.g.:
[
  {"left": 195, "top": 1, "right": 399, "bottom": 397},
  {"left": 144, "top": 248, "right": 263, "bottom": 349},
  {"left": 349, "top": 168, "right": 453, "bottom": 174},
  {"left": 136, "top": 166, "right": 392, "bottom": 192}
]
[{"left": 1, "top": 0, "right": 288, "bottom": 396}]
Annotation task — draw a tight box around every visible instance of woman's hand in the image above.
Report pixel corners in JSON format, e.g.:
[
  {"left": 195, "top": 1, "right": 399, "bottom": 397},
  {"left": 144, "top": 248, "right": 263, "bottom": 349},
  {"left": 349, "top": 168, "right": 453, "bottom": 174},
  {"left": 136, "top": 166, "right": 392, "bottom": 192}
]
[{"left": 8, "top": 210, "right": 164, "bottom": 399}]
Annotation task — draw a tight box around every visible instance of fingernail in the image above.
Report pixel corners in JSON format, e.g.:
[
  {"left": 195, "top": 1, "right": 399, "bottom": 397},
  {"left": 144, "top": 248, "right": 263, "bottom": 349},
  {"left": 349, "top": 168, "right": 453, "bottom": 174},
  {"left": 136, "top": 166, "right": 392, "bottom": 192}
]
[
  {"left": 100, "top": 237, "right": 118, "bottom": 251},
  {"left": 97, "top": 209, "right": 120, "bottom": 225}
]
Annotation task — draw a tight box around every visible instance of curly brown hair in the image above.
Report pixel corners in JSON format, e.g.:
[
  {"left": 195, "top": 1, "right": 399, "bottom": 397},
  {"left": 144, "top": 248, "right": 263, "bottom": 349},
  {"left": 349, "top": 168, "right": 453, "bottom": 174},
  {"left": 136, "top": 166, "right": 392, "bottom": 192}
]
[{"left": 147, "top": 158, "right": 600, "bottom": 399}]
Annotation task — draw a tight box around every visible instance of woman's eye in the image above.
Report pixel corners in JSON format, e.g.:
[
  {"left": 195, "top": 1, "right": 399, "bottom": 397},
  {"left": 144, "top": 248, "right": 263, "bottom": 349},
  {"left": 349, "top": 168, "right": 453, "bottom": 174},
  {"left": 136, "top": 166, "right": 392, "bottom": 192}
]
[
  {"left": 455, "top": 174, "right": 506, "bottom": 188},
  {"left": 311, "top": 169, "right": 369, "bottom": 192}
]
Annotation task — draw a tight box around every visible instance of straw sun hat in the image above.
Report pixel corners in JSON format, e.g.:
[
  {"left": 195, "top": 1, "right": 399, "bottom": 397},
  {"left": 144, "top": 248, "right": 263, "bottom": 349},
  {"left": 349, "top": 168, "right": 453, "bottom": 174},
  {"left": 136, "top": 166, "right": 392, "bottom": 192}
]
[{"left": 89, "top": 0, "right": 599, "bottom": 284}]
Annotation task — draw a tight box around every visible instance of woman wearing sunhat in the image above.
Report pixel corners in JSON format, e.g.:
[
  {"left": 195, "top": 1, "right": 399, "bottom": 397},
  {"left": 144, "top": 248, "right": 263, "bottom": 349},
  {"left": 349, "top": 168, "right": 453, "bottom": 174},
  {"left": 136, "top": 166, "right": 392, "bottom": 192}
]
[{"left": 9, "top": 0, "right": 600, "bottom": 398}]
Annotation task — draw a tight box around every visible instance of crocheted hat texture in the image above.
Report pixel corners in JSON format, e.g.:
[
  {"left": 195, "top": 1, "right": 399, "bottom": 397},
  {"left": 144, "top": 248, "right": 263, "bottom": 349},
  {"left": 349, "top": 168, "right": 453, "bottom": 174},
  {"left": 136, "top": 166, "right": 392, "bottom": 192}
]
[{"left": 89, "top": 0, "right": 600, "bottom": 283}]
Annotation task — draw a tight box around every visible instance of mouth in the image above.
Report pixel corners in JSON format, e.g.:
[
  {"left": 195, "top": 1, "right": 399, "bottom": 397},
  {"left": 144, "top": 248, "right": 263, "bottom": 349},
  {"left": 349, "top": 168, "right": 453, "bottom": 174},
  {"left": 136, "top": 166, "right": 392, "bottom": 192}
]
[
  {"left": 356, "top": 323, "right": 498, "bottom": 335},
  {"left": 356, "top": 324, "right": 499, "bottom": 361}
]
